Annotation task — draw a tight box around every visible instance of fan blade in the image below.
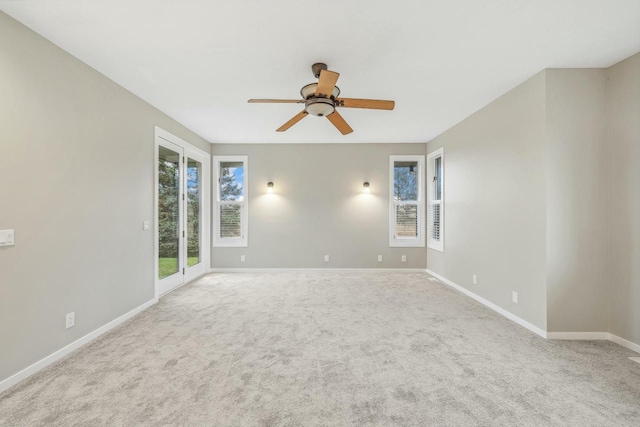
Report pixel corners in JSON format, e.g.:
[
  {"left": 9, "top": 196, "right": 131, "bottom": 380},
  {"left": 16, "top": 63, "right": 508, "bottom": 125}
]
[
  {"left": 276, "top": 110, "right": 308, "bottom": 132},
  {"left": 335, "top": 98, "right": 395, "bottom": 110},
  {"left": 315, "top": 70, "right": 340, "bottom": 98},
  {"left": 326, "top": 110, "right": 353, "bottom": 135},
  {"left": 248, "top": 99, "right": 304, "bottom": 104}
]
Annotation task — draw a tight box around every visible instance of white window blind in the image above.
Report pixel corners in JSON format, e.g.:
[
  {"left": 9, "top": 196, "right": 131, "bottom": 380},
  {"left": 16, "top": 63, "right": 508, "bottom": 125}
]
[
  {"left": 395, "top": 202, "right": 418, "bottom": 238},
  {"left": 219, "top": 203, "right": 242, "bottom": 238},
  {"left": 427, "top": 148, "right": 444, "bottom": 252},
  {"left": 428, "top": 201, "right": 441, "bottom": 241}
]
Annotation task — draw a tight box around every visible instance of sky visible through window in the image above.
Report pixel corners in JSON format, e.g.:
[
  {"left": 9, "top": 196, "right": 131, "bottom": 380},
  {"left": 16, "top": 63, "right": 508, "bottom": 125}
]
[
  {"left": 231, "top": 167, "right": 244, "bottom": 200},
  {"left": 220, "top": 163, "right": 244, "bottom": 201},
  {"left": 394, "top": 162, "right": 418, "bottom": 201}
]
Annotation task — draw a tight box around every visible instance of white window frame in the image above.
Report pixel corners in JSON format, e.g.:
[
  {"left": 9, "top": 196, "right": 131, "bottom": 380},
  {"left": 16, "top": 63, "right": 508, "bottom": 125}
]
[
  {"left": 389, "top": 155, "right": 425, "bottom": 247},
  {"left": 213, "top": 156, "right": 248, "bottom": 247},
  {"left": 427, "top": 148, "right": 444, "bottom": 252}
]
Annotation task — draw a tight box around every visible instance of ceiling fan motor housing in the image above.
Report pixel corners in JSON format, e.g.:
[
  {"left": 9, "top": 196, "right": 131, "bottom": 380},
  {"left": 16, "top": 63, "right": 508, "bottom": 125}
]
[{"left": 300, "top": 83, "right": 340, "bottom": 100}]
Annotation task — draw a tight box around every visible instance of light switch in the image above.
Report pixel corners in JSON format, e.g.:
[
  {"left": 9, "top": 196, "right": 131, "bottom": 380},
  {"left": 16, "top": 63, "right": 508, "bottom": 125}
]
[
  {"left": 143, "top": 221, "right": 151, "bottom": 231},
  {"left": 0, "top": 229, "right": 14, "bottom": 247}
]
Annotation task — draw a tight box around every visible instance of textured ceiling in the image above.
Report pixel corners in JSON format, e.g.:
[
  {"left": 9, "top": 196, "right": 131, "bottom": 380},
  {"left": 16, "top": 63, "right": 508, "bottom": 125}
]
[{"left": 1, "top": 0, "right": 639, "bottom": 143}]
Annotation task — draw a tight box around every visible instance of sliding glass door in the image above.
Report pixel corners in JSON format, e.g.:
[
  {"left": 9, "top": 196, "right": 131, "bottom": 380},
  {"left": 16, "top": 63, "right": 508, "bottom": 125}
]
[{"left": 156, "top": 131, "right": 209, "bottom": 296}]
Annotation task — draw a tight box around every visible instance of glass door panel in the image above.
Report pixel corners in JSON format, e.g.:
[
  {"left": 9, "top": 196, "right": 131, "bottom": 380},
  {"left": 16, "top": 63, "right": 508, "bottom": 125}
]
[
  {"left": 186, "top": 158, "right": 201, "bottom": 268},
  {"left": 158, "top": 146, "right": 181, "bottom": 280}
]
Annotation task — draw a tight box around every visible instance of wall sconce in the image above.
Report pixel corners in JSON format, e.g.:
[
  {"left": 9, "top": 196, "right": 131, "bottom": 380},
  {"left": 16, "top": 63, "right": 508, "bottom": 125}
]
[
  {"left": 363, "top": 182, "right": 370, "bottom": 193},
  {"left": 267, "top": 182, "right": 274, "bottom": 194}
]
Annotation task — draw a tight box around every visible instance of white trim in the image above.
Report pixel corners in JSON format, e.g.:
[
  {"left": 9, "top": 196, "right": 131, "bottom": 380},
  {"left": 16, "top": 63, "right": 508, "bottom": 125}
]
[
  {"left": 426, "top": 269, "right": 547, "bottom": 338},
  {"left": 213, "top": 155, "right": 249, "bottom": 247},
  {"left": 546, "top": 332, "right": 609, "bottom": 340},
  {"left": 154, "top": 136, "right": 159, "bottom": 298},
  {"left": 609, "top": 333, "right": 640, "bottom": 354},
  {"left": 210, "top": 268, "right": 428, "bottom": 273},
  {"left": 389, "top": 155, "right": 425, "bottom": 247},
  {"left": 155, "top": 126, "right": 209, "bottom": 157},
  {"left": 425, "top": 270, "right": 640, "bottom": 354},
  {"left": 547, "top": 332, "right": 640, "bottom": 354},
  {"left": 0, "top": 298, "right": 158, "bottom": 394}
]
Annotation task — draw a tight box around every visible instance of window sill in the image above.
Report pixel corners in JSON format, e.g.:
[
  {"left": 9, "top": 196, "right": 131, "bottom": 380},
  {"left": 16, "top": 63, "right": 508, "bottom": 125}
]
[
  {"left": 213, "top": 241, "right": 247, "bottom": 248},
  {"left": 390, "top": 241, "right": 425, "bottom": 248},
  {"left": 427, "top": 244, "right": 444, "bottom": 252}
]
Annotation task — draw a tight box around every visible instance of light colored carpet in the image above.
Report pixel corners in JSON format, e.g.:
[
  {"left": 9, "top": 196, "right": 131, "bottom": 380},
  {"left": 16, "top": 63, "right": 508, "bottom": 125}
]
[{"left": 1, "top": 272, "right": 639, "bottom": 426}]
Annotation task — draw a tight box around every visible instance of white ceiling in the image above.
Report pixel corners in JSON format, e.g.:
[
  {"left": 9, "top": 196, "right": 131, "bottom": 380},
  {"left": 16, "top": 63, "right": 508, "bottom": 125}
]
[{"left": 2, "top": 1, "right": 639, "bottom": 144}]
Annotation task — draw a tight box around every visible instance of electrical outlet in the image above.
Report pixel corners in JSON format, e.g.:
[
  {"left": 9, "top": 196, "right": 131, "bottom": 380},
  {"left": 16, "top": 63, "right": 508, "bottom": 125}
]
[
  {"left": 240, "top": 255, "right": 245, "bottom": 262},
  {"left": 512, "top": 291, "right": 518, "bottom": 304},
  {"left": 378, "top": 255, "right": 383, "bottom": 262},
  {"left": 401, "top": 255, "right": 407, "bottom": 263},
  {"left": 324, "top": 255, "right": 330, "bottom": 262},
  {"left": 66, "top": 312, "right": 75, "bottom": 329},
  {"left": 472, "top": 274, "right": 477, "bottom": 285}
]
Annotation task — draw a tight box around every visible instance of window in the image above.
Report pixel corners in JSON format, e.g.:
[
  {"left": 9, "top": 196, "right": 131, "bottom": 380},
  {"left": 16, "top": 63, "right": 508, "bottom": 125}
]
[
  {"left": 389, "top": 155, "right": 425, "bottom": 247},
  {"left": 213, "top": 156, "right": 248, "bottom": 247},
  {"left": 427, "top": 148, "right": 444, "bottom": 251}
]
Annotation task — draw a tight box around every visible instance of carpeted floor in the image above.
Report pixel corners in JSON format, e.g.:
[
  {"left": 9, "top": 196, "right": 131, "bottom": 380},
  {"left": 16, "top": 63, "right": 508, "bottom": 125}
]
[{"left": 1, "top": 272, "right": 639, "bottom": 426}]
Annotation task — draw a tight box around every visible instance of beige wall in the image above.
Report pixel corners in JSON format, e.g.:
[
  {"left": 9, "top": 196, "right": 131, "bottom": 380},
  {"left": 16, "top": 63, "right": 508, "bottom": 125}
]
[
  {"left": 0, "top": 12, "right": 209, "bottom": 383},
  {"left": 427, "top": 59, "right": 640, "bottom": 345},
  {"left": 607, "top": 52, "right": 640, "bottom": 345},
  {"left": 545, "top": 69, "right": 608, "bottom": 332},
  {"left": 427, "top": 72, "right": 548, "bottom": 330},
  {"left": 211, "top": 143, "right": 427, "bottom": 269}
]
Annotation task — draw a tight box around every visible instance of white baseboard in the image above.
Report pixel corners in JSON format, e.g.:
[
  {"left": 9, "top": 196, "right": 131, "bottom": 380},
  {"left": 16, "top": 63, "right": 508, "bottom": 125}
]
[
  {"left": 424, "top": 270, "right": 640, "bottom": 355},
  {"left": 210, "top": 268, "right": 428, "bottom": 273},
  {"left": 425, "top": 269, "right": 548, "bottom": 338},
  {"left": 0, "top": 298, "right": 158, "bottom": 394},
  {"left": 547, "top": 332, "right": 640, "bottom": 354},
  {"left": 609, "top": 333, "right": 640, "bottom": 354},
  {"left": 546, "top": 332, "right": 609, "bottom": 340}
]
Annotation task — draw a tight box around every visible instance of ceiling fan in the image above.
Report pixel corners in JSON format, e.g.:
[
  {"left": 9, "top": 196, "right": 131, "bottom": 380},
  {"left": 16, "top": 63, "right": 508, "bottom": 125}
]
[{"left": 248, "top": 63, "right": 395, "bottom": 135}]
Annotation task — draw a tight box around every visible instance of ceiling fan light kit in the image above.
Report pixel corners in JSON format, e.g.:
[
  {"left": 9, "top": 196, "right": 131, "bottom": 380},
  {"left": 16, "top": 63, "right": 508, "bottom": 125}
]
[
  {"left": 248, "top": 63, "right": 395, "bottom": 135},
  {"left": 305, "top": 98, "right": 335, "bottom": 117}
]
